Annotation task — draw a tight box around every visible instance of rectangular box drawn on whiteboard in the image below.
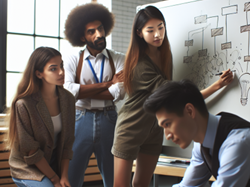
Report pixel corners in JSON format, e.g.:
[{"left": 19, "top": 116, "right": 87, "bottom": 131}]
[
  {"left": 194, "top": 15, "right": 207, "bottom": 24},
  {"left": 211, "top": 27, "right": 223, "bottom": 37},
  {"left": 221, "top": 42, "right": 232, "bottom": 50},
  {"left": 244, "top": 56, "right": 250, "bottom": 62},
  {"left": 244, "top": 2, "right": 250, "bottom": 12},
  {"left": 183, "top": 56, "right": 192, "bottom": 63},
  {"left": 185, "top": 40, "right": 193, "bottom": 46},
  {"left": 198, "top": 49, "right": 207, "bottom": 57},
  {"left": 241, "top": 25, "right": 250, "bottom": 33},
  {"left": 221, "top": 5, "right": 238, "bottom": 15}
]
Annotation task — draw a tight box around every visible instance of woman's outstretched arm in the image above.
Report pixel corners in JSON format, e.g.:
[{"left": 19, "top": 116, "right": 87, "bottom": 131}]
[{"left": 201, "top": 69, "right": 234, "bottom": 99}]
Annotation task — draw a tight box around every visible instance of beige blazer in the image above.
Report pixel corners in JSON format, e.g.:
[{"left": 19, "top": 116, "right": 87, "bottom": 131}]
[{"left": 9, "top": 86, "right": 75, "bottom": 181}]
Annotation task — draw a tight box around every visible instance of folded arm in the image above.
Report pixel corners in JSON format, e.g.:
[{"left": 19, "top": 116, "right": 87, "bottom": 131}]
[
  {"left": 77, "top": 81, "right": 113, "bottom": 99},
  {"left": 64, "top": 53, "right": 125, "bottom": 101}
]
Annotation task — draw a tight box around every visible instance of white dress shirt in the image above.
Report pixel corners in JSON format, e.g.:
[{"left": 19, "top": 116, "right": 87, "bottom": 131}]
[
  {"left": 173, "top": 113, "right": 250, "bottom": 187},
  {"left": 63, "top": 48, "right": 125, "bottom": 110}
]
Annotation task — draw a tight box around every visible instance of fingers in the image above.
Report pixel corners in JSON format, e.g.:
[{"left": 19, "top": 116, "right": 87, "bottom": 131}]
[
  {"left": 118, "top": 73, "right": 124, "bottom": 80},
  {"left": 220, "top": 69, "right": 234, "bottom": 85},
  {"left": 222, "top": 70, "right": 233, "bottom": 79},
  {"left": 115, "top": 71, "right": 124, "bottom": 82},
  {"left": 116, "top": 70, "right": 123, "bottom": 75},
  {"left": 60, "top": 180, "right": 71, "bottom": 187},
  {"left": 220, "top": 69, "right": 232, "bottom": 78}
]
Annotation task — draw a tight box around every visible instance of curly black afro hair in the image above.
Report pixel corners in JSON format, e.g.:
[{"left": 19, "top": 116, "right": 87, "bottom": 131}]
[{"left": 64, "top": 3, "right": 115, "bottom": 47}]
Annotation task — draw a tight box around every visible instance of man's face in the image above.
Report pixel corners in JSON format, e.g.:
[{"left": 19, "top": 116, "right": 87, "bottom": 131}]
[
  {"left": 156, "top": 106, "right": 197, "bottom": 149},
  {"left": 82, "top": 20, "right": 106, "bottom": 51}
]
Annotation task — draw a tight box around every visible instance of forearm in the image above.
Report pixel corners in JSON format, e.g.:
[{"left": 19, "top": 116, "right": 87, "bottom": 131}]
[
  {"left": 89, "top": 89, "right": 114, "bottom": 100},
  {"left": 34, "top": 156, "right": 56, "bottom": 179},
  {"left": 200, "top": 81, "right": 221, "bottom": 99},
  {"left": 201, "top": 69, "right": 234, "bottom": 99},
  {"left": 78, "top": 81, "right": 112, "bottom": 99},
  {"left": 28, "top": 150, "right": 57, "bottom": 178},
  {"left": 29, "top": 150, "right": 60, "bottom": 185},
  {"left": 61, "top": 159, "right": 70, "bottom": 179}
]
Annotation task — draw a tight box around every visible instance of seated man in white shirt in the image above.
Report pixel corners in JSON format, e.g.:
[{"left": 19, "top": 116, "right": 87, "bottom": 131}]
[
  {"left": 63, "top": 3, "right": 125, "bottom": 187},
  {"left": 143, "top": 79, "right": 250, "bottom": 187}
]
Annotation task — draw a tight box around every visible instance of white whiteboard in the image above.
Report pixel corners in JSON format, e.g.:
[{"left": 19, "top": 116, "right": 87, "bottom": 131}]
[{"left": 139, "top": 0, "right": 250, "bottom": 122}]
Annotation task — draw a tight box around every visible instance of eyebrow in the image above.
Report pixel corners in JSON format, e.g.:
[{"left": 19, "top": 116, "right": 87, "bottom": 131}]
[
  {"left": 160, "top": 119, "right": 169, "bottom": 126},
  {"left": 146, "top": 22, "right": 163, "bottom": 29},
  {"left": 87, "top": 28, "right": 95, "bottom": 33},
  {"left": 97, "top": 24, "right": 103, "bottom": 29},
  {"left": 49, "top": 64, "right": 57, "bottom": 68},
  {"left": 87, "top": 24, "right": 103, "bottom": 32}
]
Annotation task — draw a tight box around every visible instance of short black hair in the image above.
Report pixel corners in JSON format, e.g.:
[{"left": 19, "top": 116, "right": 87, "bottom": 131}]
[
  {"left": 143, "top": 79, "right": 208, "bottom": 117},
  {"left": 64, "top": 3, "right": 115, "bottom": 47}
]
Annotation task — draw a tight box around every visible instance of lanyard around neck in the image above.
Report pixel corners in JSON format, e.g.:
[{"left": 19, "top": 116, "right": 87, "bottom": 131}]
[{"left": 87, "top": 55, "right": 105, "bottom": 83}]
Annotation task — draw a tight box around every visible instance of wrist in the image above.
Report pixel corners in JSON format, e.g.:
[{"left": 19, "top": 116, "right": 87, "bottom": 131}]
[
  {"left": 106, "top": 81, "right": 113, "bottom": 88},
  {"left": 216, "top": 80, "right": 224, "bottom": 89},
  {"left": 49, "top": 173, "right": 58, "bottom": 183},
  {"left": 212, "top": 80, "right": 222, "bottom": 91},
  {"left": 61, "top": 172, "right": 68, "bottom": 179},
  {"left": 49, "top": 173, "right": 56, "bottom": 180}
]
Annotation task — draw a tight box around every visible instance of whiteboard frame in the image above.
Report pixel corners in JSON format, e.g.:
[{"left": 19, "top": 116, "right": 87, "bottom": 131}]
[{"left": 137, "top": 0, "right": 203, "bottom": 11}]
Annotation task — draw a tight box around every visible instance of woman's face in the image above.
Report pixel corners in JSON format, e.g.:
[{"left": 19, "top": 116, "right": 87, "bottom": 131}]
[
  {"left": 138, "top": 18, "right": 165, "bottom": 48},
  {"left": 36, "top": 56, "right": 64, "bottom": 86}
]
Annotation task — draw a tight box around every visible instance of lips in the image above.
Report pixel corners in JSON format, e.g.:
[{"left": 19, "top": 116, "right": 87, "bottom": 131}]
[
  {"left": 58, "top": 77, "right": 64, "bottom": 81},
  {"left": 95, "top": 38, "right": 105, "bottom": 45},
  {"left": 96, "top": 40, "right": 104, "bottom": 44},
  {"left": 154, "top": 38, "right": 163, "bottom": 43}
]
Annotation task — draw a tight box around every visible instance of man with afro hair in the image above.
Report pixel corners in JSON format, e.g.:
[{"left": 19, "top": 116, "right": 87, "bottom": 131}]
[{"left": 63, "top": 3, "right": 125, "bottom": 187}]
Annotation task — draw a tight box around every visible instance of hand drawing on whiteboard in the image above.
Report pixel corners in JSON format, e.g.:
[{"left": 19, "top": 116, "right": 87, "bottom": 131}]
[{"left": 182, "top": 1, "right": 250, "bottom": 106}]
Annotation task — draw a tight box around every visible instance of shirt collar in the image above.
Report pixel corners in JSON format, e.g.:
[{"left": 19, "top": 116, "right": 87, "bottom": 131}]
[
  {"left": 202, "top": 113, "right": 221, "bottom": 149},
  {"left": 83, "top": 48, "right": 108, "bottom": 60}
]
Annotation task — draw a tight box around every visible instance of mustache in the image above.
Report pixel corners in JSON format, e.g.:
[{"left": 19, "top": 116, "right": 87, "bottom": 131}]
[{"left": 94, "top": 37, "right": 105, "bottom": 44}]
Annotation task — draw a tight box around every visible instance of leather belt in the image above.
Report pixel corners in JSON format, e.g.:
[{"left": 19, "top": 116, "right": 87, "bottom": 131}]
[{"left": 76, "top": 105, "right": 116, "bottom": 112}]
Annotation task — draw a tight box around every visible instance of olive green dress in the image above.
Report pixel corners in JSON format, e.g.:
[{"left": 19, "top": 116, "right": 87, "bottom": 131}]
[{"left": 112, "top": 55, "right": 169, "bottom": 160}]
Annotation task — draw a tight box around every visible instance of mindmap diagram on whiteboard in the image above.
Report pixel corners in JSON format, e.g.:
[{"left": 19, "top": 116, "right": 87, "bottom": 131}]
[{"left": 178, "top": 1, "right": 250, "bottom": 106}]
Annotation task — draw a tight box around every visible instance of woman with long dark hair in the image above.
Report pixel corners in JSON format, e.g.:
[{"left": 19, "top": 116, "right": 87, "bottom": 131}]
[
  {"left": 5, "top": 47, "right": 75, "bottom": 187},
  {"left": 112, "top": 6, "right": 233, "bottom": 186}
]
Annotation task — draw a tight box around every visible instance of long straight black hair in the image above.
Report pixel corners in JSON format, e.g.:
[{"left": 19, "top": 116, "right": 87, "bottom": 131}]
[{"left": 124, "top": 6, "right": 173, "bottom": 94}]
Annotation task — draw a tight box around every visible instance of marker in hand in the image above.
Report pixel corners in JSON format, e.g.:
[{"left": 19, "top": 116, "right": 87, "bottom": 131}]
[{"left": 215, "top": 70, "right": 236, "bottom": 76}]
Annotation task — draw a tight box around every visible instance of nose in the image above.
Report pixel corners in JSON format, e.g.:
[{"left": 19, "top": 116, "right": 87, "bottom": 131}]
[
  {"left": 166, "top": 134, "right": 172, "bottom": 140},
  {"left": 59, "top": 67, "right": 64, "bottom": 75},
  {"left": 154, "top": 30, "right": 160, "bottom": 37},
  {"left": 164, "top": 129, "right": 172, "bottom": 140},
  {"left": 96, "top": 29, "right": 102, "bottom": 38}
]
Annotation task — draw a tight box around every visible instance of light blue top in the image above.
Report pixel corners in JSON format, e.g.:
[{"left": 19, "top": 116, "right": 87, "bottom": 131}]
[{"left": 173, "top": 113, "right": 250, "bottom": 187}]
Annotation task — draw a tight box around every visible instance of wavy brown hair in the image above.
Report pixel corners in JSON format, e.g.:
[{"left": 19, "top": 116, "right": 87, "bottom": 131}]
[
  {"left": 5, "top": 47, "right": 61, "bottom": 149},
  {"left": 124, "top": 6, "right": 172, "bottom": 94},
  {"left": 64, "top": 3, "right": 115, "bottom": 47}
]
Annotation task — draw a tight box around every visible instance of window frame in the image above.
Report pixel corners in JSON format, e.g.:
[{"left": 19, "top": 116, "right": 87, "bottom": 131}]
[
  {"left": 0, "top": 0, "right": 7, "bottom": 113},
  {"left": 0, "top": 0, "right": 110, "bottom": 113},
  {"left": 1, "top": 0, "right": 64, "bottom": 113}
]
